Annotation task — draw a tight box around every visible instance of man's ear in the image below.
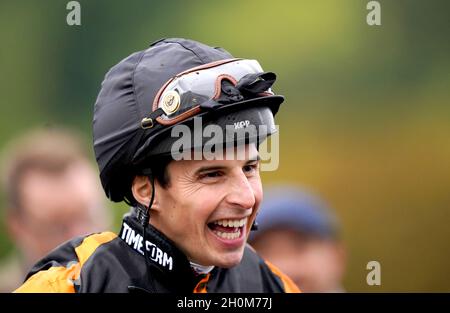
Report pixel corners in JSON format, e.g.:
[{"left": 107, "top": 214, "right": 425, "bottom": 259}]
[
  {"left": 131, "top": 176, "right": 160, "bottom": 210},
  {"left": 131, "top": 175, "right": 152, "bottom": 207}
]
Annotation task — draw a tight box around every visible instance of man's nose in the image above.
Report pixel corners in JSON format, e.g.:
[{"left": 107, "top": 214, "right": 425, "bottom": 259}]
[{"left": 225, "top": 170, "right": 256, "bottom": 210}]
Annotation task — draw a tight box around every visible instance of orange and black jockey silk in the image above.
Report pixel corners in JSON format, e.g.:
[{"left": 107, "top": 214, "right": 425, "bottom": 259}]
[{"left": 15, "top": 209, "right": 300, "bottom": 293}]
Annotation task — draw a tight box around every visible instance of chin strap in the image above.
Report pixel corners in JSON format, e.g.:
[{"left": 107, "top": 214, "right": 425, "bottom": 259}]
[
  {"left": 251, "top": 220, "right": 259, "bottom": 231},
  {"left": 136, "top": 168, "right": 157, "bottom": 292},
  {"left": 136, "top": 168, "right": 155, "bottom": 225}
]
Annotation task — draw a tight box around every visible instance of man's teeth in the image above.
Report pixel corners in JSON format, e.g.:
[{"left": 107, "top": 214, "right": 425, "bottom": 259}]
[
  {"left": 213, "top": 218, "right": 246, "bottom": 228},
  {"left": 213, "top": 230, "right": 241, "bottom": 240},
  {"left": 210, "top": 218, "right": 247, "bottom": 239}
]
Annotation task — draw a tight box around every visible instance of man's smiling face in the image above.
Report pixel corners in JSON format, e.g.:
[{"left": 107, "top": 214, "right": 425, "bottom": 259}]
[{"left": 149, "top": 144, "right": 262, "bottom": 268}]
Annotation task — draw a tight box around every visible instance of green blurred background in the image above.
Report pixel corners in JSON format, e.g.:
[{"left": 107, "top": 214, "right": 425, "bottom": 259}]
[{"left": 0, "top": 0, "right": 449, "bottom": 291}]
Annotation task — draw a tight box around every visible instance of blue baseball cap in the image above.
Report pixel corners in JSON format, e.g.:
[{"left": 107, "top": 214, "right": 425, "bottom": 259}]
[{"left": 249, "top": 185, "right": 340, "bottom": 241}]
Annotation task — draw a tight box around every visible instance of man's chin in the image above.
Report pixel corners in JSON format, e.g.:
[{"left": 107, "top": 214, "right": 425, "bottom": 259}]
[{"left": 214, "top": 250, "right": 245, "bottom": 268}]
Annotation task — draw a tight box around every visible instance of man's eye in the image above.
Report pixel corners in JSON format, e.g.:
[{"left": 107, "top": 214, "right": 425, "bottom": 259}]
[
  {"left": 201, "top": 171, "right": 222, "bottom": 179},
  {"left": 243, "top": 164, "right": 258, "bottom": 173}
]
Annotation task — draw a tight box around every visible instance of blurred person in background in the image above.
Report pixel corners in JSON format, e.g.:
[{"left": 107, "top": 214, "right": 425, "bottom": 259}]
[
  {"left": 0, "top": 128, "right": 112, "bottom": 292},
  {"left": 249, "top": 185, "right": 346, "bottom": 292}
]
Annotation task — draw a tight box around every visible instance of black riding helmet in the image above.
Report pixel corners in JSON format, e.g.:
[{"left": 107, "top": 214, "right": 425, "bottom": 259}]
[{"left": 93, "top": 38, "right": 284, "bottom": 203}]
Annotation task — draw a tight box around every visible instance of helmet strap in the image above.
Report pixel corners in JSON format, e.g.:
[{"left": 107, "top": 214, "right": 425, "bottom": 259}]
[
  {"left": 136, "top": 168, "right": 155, "bottom": 227},
  {"left": 136, "top": 168, "right": 158, "bottom": 292}
]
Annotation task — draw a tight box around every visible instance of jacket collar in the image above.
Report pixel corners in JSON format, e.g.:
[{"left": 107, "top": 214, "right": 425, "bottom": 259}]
[{"left": 119, "top": 210, "right": 201, "bottom": 292}]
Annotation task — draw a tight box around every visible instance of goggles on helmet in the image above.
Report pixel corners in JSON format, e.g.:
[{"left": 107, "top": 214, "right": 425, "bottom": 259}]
[{"left": 141, "top": 58, "right": 275, "bottom": 129}]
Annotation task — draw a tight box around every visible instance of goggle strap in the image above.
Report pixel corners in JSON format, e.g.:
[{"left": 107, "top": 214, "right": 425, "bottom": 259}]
[
  {"left": 213, "top": 74, "right": 238, "bottom": 100},
  {"left": 141, "top": 108, "right": 165, "bottom": 129},
  {"left": 236, "top": 72, "right": 276, "bottom": 96}
]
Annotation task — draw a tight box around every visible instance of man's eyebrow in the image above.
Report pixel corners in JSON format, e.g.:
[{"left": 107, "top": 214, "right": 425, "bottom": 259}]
[
  {"left": 194, "top": 156, "right": 260, "bottom": 175},
  {"left": 194, "top": 165, "right": 227, "bottom": 175}
]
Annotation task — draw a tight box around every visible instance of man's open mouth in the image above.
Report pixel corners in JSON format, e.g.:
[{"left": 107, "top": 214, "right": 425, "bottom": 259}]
[{"left": 207, "top": 218, "right": 247, "bottom": 240}]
